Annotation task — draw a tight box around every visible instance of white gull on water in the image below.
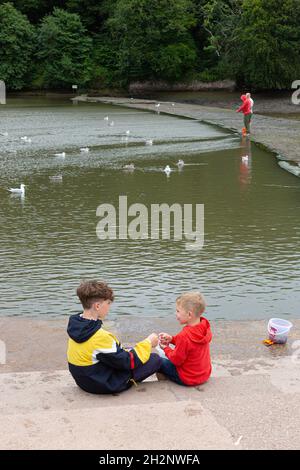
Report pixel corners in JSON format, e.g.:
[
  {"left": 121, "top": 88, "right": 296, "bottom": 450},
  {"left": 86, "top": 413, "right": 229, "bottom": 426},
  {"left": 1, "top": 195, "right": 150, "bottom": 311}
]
[
  {"left": 9, "top": 183, "right": 25, "bottom": 195},
  {"left": 164, "top": 165, "right": 171, "bottom": 176}
]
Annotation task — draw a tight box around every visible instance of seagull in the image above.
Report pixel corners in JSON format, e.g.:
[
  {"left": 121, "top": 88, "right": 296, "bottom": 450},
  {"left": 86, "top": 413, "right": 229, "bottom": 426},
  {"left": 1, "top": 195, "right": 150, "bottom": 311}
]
[
  {"left": 155, "top": 103, "right": 160, "bottom": 108},
  {"left": 126, "top": 130, "right": 130, "bottom": 135},
  {"left": 145, "top": 139, "right": 153, "bottom": 146},
  {"left": 123, "top": 163, "right": 135, "bottom": 171},
  {"left": 9, "top": 183, "right": 25, "bottom": 195},
  {"left": 242, "top": 155, "right": 249, "bottom": 163},
  {"left": 104, "top": 116, "right": 109, "bottom": 121},
  {"left": 172, "top": 103, "right": 175, "bottom": 107},
  {"left": 80, "top": 147, "right": 89, "bottom": 153},
  {"left": 109, "top": 121, "right": 114, "bottom": 127},
  {"left": 54, "top": 152, "right": 66, "bottom": 157},
  {"left": 164, "top": 165, "right": 171, "bottom": 176},
  {"left": 20, "top": 136, "right": 32, "bottom": 143},
  {"left": 177, "top": 159, "right": 184, "bottom": 168}
]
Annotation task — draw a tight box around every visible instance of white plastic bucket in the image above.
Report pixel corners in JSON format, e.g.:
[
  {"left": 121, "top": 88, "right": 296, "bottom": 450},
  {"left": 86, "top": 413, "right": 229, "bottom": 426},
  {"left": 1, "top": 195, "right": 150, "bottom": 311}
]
[{"left": 268, "top": 318, "right": 293, "bottom": 344}]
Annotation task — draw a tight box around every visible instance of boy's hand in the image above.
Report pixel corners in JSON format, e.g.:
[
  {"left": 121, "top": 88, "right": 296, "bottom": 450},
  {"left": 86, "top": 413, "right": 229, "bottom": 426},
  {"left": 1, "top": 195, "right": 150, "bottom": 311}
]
[
  {"left": 158, "top": 332, "right": 172, "bottom": 345},
  {"left": 146, "top": 333, "right": 159, "bottom": 348}
]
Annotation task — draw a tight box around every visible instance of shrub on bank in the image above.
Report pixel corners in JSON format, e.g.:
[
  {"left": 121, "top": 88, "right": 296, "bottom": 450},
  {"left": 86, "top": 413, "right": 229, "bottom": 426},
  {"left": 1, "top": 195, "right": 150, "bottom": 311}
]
[{"left": 0, "top": 2, "right": 35, "bottom": 90}]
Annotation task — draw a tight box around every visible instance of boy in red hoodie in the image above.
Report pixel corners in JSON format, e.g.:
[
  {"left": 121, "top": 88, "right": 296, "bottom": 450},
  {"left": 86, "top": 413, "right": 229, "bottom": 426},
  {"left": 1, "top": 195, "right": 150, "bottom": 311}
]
[{"left": 157, "top": 292, "right": 212, "bottom": 386}]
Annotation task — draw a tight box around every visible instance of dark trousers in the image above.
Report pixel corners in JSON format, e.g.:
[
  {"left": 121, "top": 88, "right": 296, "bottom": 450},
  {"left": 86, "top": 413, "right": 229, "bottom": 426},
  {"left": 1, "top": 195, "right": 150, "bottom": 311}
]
[
  {"left": 244, "top": 113, "right": 252, "bottom": 133},
  {"left": 133, "top": 353, "right": 162, "bottom": 382},
  {"left": 158, "top": 358, "right": 186, "bottom": 386}
]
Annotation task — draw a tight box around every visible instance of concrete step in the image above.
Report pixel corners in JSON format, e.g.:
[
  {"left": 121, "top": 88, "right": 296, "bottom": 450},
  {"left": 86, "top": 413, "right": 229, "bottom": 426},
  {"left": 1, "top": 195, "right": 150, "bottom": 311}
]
[
  {"left": 0, "top": 369, "right": 235, "bottom": 450},
  {"left": 1, "top": 362, "right": 300, "bottom": 449}
]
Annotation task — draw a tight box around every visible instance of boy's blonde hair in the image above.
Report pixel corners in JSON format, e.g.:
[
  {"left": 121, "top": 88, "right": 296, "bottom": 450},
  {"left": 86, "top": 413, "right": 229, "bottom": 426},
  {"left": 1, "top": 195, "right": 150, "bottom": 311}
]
[{"left": 176, "top": 292, "right": 206, "bottom": 317}]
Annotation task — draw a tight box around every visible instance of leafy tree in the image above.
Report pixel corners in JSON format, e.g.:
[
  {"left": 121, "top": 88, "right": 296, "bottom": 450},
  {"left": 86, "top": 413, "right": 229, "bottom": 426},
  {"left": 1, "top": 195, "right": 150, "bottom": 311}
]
[
  {"left": 107, "top": 0, "right": 198, "bottom": 83},
  {"left": 1, "top": 0, "right": 299, "bottom": 90},
  {"left": 65, "top": 0, "right": 115, "bottom": 32},
  {"left": 200, "top": 0, "right": 242, "bottom": 60},
  {"left": 233, "top": 0, "right": 300, "bottom": 89},
  {"left": 36, "top": 7, "right": 92, "bottom": 88},
  {"left": 0, "top": 2, "right": 35, "bottom": 90},
  {"left": 190, "top": 0, "right": 242, "bottom": 78},
  {"left": 0, "top": 1, "right": 67, "bottom": 23}
]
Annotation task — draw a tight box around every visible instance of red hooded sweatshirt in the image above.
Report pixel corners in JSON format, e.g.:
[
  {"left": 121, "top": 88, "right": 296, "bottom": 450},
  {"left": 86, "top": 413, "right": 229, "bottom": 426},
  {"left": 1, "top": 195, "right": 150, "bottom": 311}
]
[
  {"left": 164, "top": 317, "right": 212, "bottom": 386},
  {"left": 237, "top": 95, "right": 252, "bottom": 115}
]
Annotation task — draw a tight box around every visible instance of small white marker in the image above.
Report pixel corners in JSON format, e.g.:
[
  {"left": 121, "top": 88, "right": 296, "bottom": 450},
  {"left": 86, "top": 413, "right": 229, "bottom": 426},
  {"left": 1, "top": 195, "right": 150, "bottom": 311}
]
[{"left": 234, "top": 435, "right": 243, "bottom": 446}]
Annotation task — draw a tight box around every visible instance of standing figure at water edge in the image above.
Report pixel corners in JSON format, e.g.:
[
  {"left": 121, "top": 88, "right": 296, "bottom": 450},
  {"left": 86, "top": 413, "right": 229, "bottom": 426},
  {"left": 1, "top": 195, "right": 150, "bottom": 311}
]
[
  {"left": 246, "top": 92, "right": 254, "bottom": 114},
  {"left": 236, "top": 94, "right": 252, "bottom": 135}
]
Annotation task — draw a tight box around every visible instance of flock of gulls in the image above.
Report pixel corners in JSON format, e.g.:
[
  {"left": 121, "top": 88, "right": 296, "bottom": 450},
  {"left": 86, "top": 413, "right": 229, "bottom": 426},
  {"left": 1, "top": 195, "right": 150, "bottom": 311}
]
[{"left": 3, "top": 103, "right": 186, "bottom": 198}]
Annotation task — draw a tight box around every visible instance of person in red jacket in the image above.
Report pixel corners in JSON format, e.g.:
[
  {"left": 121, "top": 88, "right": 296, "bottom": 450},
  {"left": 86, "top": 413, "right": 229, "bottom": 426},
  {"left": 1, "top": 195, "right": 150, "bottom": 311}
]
[
  {"left": 157, "top": 292, "right": 212, "bottom": 386},
  {"left": 236, "top": 94, "right": 252, "bottom": 135}
]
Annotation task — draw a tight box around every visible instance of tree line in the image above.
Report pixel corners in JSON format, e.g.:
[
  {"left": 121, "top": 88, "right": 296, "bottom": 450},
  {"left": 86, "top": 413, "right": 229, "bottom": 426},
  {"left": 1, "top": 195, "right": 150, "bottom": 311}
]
[{"left": 0, "top": 0, "right": 300, "bottom": 91}]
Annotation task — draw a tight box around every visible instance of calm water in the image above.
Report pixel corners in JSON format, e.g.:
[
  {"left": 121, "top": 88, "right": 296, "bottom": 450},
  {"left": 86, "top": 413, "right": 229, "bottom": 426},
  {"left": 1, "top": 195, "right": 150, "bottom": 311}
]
[{"left": 0, "top": 97, "right": 299, "bottom": 320}]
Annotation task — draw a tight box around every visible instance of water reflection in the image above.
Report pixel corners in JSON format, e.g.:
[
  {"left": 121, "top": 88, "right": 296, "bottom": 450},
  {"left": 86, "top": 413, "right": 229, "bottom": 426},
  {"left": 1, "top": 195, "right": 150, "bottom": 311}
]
[{"left": 239, "top": 136, "right": 252, "bottom": 189}]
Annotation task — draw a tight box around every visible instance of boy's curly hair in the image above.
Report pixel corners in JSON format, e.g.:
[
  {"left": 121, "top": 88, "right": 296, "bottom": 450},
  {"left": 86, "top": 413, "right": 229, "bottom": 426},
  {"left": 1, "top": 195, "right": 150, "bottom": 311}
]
[{"left": 76, "top": 280, "right": 114, "bottom": 309}]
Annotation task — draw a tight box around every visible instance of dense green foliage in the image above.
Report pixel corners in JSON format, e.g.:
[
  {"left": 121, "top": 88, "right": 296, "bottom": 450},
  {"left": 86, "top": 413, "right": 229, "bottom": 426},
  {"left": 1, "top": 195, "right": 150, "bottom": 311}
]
[
  {"left": 106, "top": 0, "right": 197, "bottom": 83},
  {"left": 233, "top": 0, "right": 300, "bottom": 89},
  {"left": 36, "top": 8, "right": 92, "bottom": 87},
  {"left": 0, "top": 0, "right": 299, "bottom": 90},
  {"left": 0, "top": 3, "right": 35, "bottom": 89}
]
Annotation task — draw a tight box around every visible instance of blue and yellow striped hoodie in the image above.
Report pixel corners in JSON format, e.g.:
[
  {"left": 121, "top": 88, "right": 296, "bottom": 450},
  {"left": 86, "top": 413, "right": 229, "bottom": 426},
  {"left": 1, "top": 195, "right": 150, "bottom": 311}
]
[{"left": 67, "top": 313, "right": 152, "bottom": 394}]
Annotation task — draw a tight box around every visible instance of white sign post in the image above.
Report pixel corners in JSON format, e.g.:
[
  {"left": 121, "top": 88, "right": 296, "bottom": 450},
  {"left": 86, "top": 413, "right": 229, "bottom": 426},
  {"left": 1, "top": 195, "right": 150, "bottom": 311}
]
[{"left": 0, "top": 80, "right": 6, "bottom": 104}]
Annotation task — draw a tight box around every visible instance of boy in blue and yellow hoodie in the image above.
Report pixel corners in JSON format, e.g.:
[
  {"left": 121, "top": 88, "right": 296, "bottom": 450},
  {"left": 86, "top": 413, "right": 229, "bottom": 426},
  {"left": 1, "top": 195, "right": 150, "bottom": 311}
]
[{"left": 67, "top": 280, "right": 161, "bottom": 394}]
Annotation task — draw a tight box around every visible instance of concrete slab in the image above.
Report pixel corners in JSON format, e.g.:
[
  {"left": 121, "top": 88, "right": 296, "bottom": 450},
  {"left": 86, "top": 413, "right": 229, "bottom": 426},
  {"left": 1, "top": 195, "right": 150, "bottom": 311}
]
[
  {"left": 0, "top": 359, "right": 300, "bottom": 450},
  {"left": 0, "top": 400, "right": 235, "bottom": 450},
  {"left": 1, "top": 317, "right": 299, "bottom": 449}
]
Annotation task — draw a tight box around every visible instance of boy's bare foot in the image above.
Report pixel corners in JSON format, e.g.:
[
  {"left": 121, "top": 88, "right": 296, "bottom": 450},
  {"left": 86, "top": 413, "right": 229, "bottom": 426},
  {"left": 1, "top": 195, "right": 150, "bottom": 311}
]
[{"left": 156, "top": 372, "right": 168, "bottom": 381}]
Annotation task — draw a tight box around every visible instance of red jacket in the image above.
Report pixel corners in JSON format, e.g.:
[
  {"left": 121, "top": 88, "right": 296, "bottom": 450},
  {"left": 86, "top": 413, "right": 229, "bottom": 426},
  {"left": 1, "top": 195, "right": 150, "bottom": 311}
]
[
  {"left": 164, "top": 317, "right": 212, "bottom": 386},
  {"left": 237, "top": 95, "right": 252, "bottom": 115}
]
